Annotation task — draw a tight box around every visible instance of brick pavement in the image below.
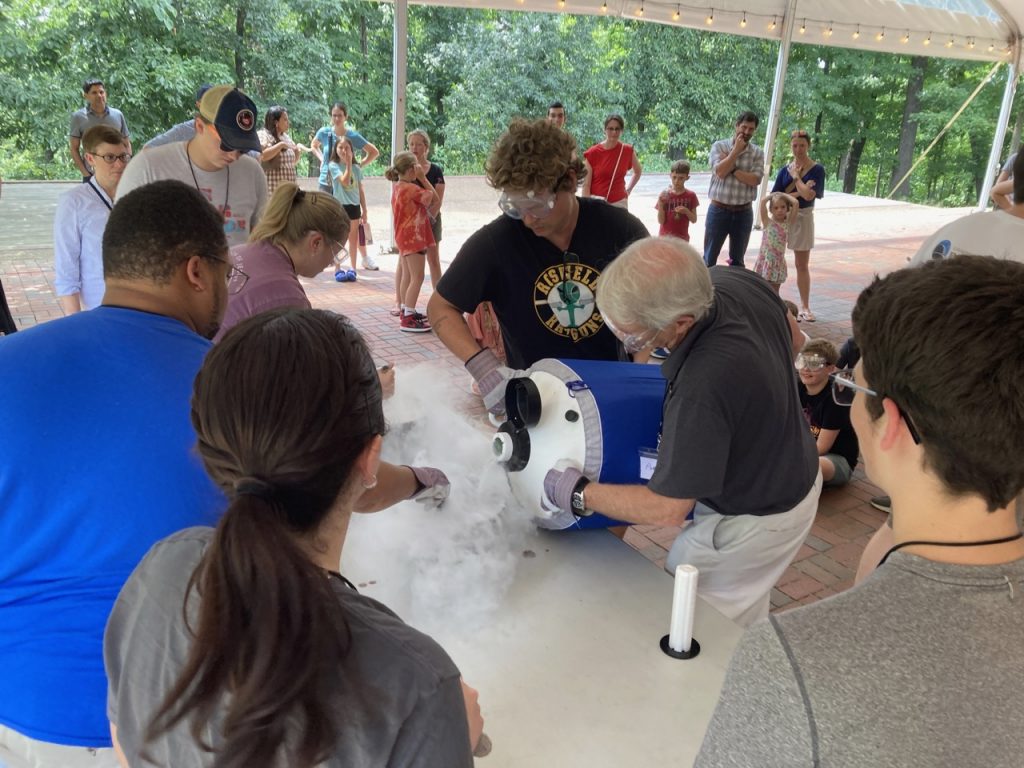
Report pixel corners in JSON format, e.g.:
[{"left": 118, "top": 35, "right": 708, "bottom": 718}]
[{"left": 0, "top": 174, "right": 967, "bottom": 613}]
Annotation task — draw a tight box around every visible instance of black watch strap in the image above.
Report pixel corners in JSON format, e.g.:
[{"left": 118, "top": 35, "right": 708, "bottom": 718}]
[{"left": 571, "top": 477, "right": 592, "bottom": 517}]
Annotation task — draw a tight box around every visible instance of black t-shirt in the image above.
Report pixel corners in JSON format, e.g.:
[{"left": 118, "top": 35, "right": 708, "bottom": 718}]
[
  {"left": 436, "top": 197, "right": 649, "bottom": 369},
  {"left": 415, "top": 162, "right": 445, "bottom": 189},
  {"left": 798, "top": 383, "right": 860, "bottom": 470},
  {"left": 648, "top": 267, "right": 819, "bottom": 516}
]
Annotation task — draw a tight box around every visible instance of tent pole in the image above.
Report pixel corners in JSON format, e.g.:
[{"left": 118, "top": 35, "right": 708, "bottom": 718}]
[
  {"left": 756, "top": 0, "right": 798, "bottom": 220},
  {"left": 389, "top": 0, "right": 409, "bottom": 250},
  {"left": 977, "top": 38, "right": 1020, "bottom": 211}
]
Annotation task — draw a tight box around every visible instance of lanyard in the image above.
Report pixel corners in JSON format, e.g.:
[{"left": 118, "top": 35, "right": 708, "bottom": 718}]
[{"left": 86, "top": 178, "right": 112, "bottom": 211}]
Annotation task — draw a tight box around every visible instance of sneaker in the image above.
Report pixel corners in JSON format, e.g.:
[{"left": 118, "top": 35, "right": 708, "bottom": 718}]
[
  {"left": 362, "top": 254, "right": 380, "bottom": 271},
  {"left": 400, "top": 313, "right": 432, "bottom": 333},
  {"left": 869, "top": 495, "right": 892, "bottom": 514},
  {"left": 649, "top": 347, "right": 670, "bottom": 360},
  {"left": 334, "top": 270, "right": 350, "bottom": 282}
]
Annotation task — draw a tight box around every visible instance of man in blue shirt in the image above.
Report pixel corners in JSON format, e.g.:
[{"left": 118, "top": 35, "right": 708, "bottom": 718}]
[{"left": 0, "top": 180, "right": 230, "bottom": 765}]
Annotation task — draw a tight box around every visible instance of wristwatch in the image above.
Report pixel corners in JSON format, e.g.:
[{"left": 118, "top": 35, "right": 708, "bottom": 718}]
[{"left": 571, "top": 477, "right": 592, "bottom": 517}]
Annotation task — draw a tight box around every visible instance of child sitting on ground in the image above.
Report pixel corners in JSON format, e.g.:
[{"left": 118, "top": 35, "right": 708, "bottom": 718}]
[
  {"left": 655, "top": 160, "right": 699, "bottom": 241},
  {"left": 795, "top": 338, "right": 859, "bottom": 488},
  {"left": 755, "top": 191, "right": 799, "bottom": 294}
]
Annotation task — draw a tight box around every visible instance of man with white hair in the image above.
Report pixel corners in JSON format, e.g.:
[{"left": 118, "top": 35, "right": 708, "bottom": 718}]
[{"left": 542, "top": 237, "right": 821, "bottom": 626}]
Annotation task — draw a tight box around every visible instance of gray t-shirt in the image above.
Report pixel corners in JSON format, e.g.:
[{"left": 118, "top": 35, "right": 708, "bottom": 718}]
[
  {"left": 649, "top": 266, "right": 818, "bottom": 515},
  {"left": 143, "top": 118, "right": 196, "bottom": 149},
  {"left": 696, "top": 552, "right": 1024, "bottom": 767},
  {"left": 105, "top": 527, "right": 473, "bottom": 767},
  {"left": 117, "top": 142, "right": 268, "bottom": 247},
  {"left": 69, "top": 106, "right": 130, "bottom": 139}
]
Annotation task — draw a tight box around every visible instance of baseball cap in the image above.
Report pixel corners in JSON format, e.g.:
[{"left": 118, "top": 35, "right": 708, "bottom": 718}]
[{"left": 198, "top": 86, "right": 260, "bottom": 153}]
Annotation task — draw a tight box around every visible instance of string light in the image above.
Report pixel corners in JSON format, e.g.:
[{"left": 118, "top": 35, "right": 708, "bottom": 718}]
[
  {"left": 799, "top": 18, "right": 806, "bottom": 34},
  {"left": 705, "top": 10, "right": 714, "bottom": 25},
  {"left": 946, "top": 36, "right": 954, "bottom": 47},
  {"left": 968, "top": 37, "right": 975, "bottom": 49},
  {"left": 988, "top": 41, "right": 995, "bottom": 52},
  {"left": 824, "top": 23, "right": 833, "bottom": 38},
  {"left": 740, "top": 12, "right": 747, "bottom": 28},
  {"left": 901, "top": 31, "right": 910, "bottom": 43},
  {"left": 557, "top": 0, "right": 565, "bottom": 8},
  {"left": 635, "top": 1, "right": 644, "bottom": 17},
  {"left": 923, "top": 34, "right": 931, "bottom": 46},
  {"left": 876, "top": 27, "right": 885, "bottom": 42},
  {"left": 768, "top": 16, "right": 777, "bottom": 31},
  {"left": 852, "top": 25, "right": 860, "bottom": 39},
  {"left": 600, "top": 1, "right": 607, "bottom": 12}
]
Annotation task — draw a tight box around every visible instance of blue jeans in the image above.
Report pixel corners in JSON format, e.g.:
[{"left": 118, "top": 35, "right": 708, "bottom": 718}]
[{"left": 703, "top": 203, "right": 754, "bottom": 268}]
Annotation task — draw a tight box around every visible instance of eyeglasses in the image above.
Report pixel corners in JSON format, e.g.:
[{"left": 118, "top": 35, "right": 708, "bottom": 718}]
[
  {"left": 604, "top": 314, "right": 659, "bottom": 355},
  {"left": 830, "top": 369, "right": 922, "bottom": 444},
  {"left": 323, "top": 234, "right": 346, "bottom": 260},
  {"left": 207, "top": 255, "right": 249, "bottom": 294},
  {"left": 498, "top": 188, "right": 558, "bottom": 220},
  {"left": 92, "top": 153, "right": 132, "bottom": 165},
  {"left": 794, "top": 352, "right": 828, "bottom": 372}
]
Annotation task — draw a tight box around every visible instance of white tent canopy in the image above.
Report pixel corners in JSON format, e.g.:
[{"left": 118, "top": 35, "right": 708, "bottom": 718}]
[{"left": 387, "top": 0, "right": 1023, "bottom": 208}]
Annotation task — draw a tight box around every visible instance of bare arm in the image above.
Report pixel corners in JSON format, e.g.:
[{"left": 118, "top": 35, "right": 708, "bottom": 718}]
[
  {"left": 310, "top": 136, "right": 324, "bottom": 164},
  {"left": 787, "top": 311, "right": 803, "bottom": 358},
  {"left": 353, "top": 461, "right": 419, "bottom": 512},
  {"left": 585, "top": 482, "right": 695, "bottom": 527},
  {"left": 759, "top": 196, "right": 771, "bottom": 228},
  {"left": 581, "top": 158, "right": 593, "bottom": 197},
  {"left": 58, "top": 294, "right": 82, "bottom": 315},
  {"left": 625, "top": 152, "right": 642, "bottom": 195},
  {"left": 110, "top": 723, "right": 129, "bottom": 768},
  {"left": 359, "top": 141, "right": 380, "bottom": 168},
  {"left": 427, "top": 292, "right": 484, "bottom": 362},
  {"left": 430, "top": 181, "right": 445, "bottom": 218},
  {"left": 815, "top": 427, "right": 839, "bottom": 455},
  {"left": 685, "top": 201, "right": 698, "bottom": 223},
  {"left": 782, "top": 192, "right": 801, "bottom": 225},
  {"left": 260, "top": 140, "right": 289, "bottom": 162},
  {"left": 657, "top": 195, "right": 667, "bottom": 225},
  {"left": 991, "top": 178, "right": 1014, "bottom": 211},
  {"left": 69, "top": 137, "right": 89, "bottom": 177}
]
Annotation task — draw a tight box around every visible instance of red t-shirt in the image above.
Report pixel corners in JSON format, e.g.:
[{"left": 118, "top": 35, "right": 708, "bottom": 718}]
[
  {"left": 584, "top": 143, "right": 635, "bottom": 203},
  {"left": 656, "top": 188, "right": 700, "bottom": 241},
  {"left": 391, "top": 181, "right": 436, "bottom": 255}
]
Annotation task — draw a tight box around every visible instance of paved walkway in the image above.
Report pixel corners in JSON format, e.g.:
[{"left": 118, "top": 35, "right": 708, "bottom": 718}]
[{"left": 0, "top": 173, "right": 969, "bottom": 611}]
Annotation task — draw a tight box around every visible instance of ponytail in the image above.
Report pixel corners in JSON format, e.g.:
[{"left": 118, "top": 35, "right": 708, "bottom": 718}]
[
  {"left": 145, "top": 492, "right": 350, "bottom": 768},
  {"left": 248, "top": 183, "right": 349, "bottom": 246}
]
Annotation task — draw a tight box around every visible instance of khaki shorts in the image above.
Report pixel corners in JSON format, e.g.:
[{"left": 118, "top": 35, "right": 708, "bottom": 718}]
[{"left": 788, "top": 207, "right": 815, "bottom": 251}]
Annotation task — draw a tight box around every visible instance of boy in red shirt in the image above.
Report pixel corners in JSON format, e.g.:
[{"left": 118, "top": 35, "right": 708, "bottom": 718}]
[{"left": 656, "top": 160, "right": 699, "bottom": 241}]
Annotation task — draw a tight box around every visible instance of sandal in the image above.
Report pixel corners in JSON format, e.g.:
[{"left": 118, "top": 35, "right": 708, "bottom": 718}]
[{"left": 797, "top": 309, "right": 816, "bottom": 322}]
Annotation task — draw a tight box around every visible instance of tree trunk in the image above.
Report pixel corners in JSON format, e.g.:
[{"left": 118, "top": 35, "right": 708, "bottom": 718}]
[
  {"left": 360, "top": 15, "right": 368, "bottom": 84},
  {"left": 841, "top": 136, "right": 867, "bottom": 193},
  {"left": 234, "top": 4, "right": 247, "bottom": 88},
  {"left": 889, "top": 56, "right": 927, "bottom": 199},
  {"left": 1010, "top": 107, "right": 1023, "bottom": 156}
]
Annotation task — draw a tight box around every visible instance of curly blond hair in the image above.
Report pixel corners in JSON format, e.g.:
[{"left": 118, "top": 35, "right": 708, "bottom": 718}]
[{"left": 485, "top": 118, "right": 585, "bottom": 193}]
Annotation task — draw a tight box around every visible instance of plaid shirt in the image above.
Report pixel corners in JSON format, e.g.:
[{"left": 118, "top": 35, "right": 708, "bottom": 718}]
[
  {"left": 258, "top": 129, "right": 298, "bottom": 195},
  {"left": 707, "top": 138, "right": 764, "bottom": 205}
]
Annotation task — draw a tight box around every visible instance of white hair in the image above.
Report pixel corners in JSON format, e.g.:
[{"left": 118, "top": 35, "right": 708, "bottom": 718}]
[{"left": 596, "top": 236, "right": 714, "bottom": 331}]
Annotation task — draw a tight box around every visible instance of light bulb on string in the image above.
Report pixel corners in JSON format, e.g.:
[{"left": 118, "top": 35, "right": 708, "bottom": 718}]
[
  {"left": 876, "top": 28, "right": 885, "bottom": 42},
  {"left": 799, "top": 19, "right": 806, "bottom": 34},
  {"left": 768, "top": 16, "right": 777, "bottom": 31},
  {"left": 852, "top": 25, "right": 860, "bottom": 39},
  {"left": 635, "top": 2, "right": 644, "bottom": 17},
  {"left": 923, "top": 34, "right": 931, "bottom": 46},
  {"left": 706, "top": 10, "right": 714, "bottom": 25},
  {"left": 824, "top": 24, "right": 833, "bottom": 38},
  {"left": 672, "top": 5, "right": 679, "bottom": 20},
  {"left": 901, "top": 31, "right": 910, "bottom": 43},
  {"left": 740, "top": 12, "right": 747, "bottom": 28},
  {"left": 946, "top": 36, "right": 954, "bottom": 47}
]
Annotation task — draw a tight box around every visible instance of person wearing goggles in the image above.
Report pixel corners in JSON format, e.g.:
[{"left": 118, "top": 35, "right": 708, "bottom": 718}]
[
  {"left": 427, "top": 118, "right": 649, "bottom": 416},
  {"left": 543, "top": 236, "right": 819, "bottom": 628},
  {"left": 117, "top": 86, "right": 268, "bottom": 247},
  {"left": 795, "top": 339, "right": 859, "bottom": 489}
]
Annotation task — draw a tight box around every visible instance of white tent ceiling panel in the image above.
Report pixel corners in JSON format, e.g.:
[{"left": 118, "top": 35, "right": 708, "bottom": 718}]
[{"left": 391, "top": 0, "right": 1020, "bottom": 62}]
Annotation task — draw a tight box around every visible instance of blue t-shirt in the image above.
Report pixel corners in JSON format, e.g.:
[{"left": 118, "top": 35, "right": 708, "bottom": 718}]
[
  {"left": 328, "top": 160, "right": 363, "bottom": 206},
  {"left": 0, "top": 307, "right": 225, "bottom": 747},
  {"left": 315, "top": 126, "right": 369, "bottom": 187},
  {"left": 772, "top": 163, "right": 825, "bottom": 209}
]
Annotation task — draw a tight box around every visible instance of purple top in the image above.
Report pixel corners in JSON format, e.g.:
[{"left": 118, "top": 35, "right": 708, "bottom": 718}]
[{"left": 216, "top": 239, "right": 309, "bottom": 342}]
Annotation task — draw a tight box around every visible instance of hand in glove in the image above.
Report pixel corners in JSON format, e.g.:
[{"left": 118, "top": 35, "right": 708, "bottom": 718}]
[
  {"left": 465, "top": 348, "right": 524, "bottom": 417},
  {"left": 542, "top": 463, "right": 585, "bottom": 513},
  {"left": 408, "top": 465, "right": 450, "bottom": 508}
]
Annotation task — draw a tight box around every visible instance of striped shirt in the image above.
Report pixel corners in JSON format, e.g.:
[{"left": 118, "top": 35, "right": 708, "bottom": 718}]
[{"left": 707, "top": 138, "right": 764, "bottom": 206}]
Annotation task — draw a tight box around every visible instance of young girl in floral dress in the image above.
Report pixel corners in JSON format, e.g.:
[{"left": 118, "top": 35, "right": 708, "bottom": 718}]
[{"left": 755, "top": 191, "right": 799, "bottom": 294}]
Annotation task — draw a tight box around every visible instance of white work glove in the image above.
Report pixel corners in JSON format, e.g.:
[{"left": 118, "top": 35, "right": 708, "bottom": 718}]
[
  {"left": 465, "top": 348, "right": 525, "bottom": 417},
  {"left": 408, "top": 465, "right": 450, "bottom": 508}
]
